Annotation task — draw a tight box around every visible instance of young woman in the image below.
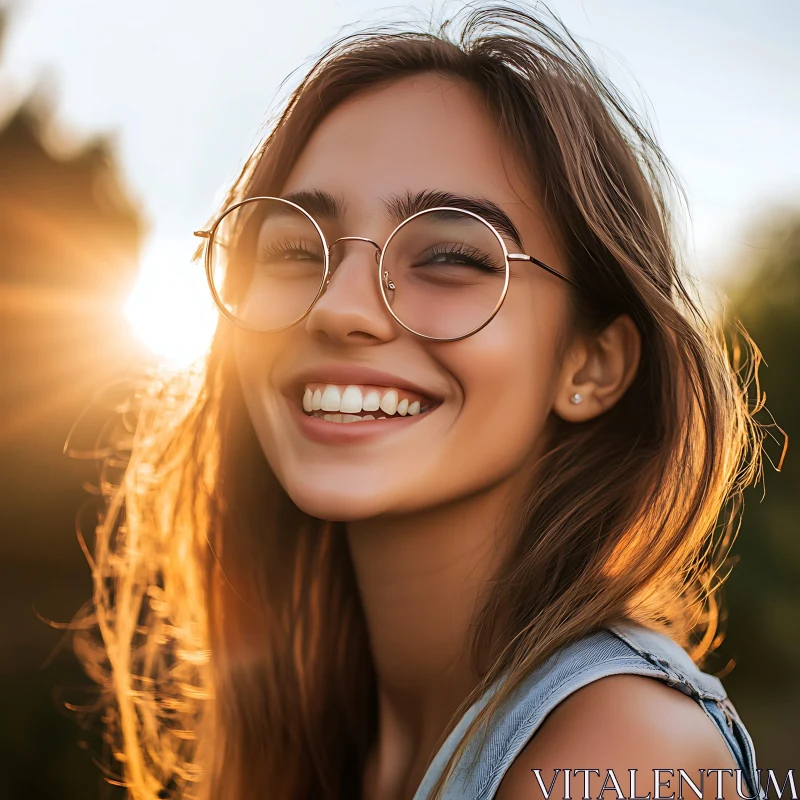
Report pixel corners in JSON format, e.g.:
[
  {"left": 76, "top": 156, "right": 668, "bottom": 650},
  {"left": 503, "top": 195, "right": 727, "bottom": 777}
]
[{"left": 74, "top": 5, "right": 769, "bottom": 799}]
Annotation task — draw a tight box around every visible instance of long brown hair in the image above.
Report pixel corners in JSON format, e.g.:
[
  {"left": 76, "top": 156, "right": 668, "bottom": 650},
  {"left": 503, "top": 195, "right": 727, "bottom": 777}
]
[{"left": 70, "top": 5, "right": 770, "bottom": 799}]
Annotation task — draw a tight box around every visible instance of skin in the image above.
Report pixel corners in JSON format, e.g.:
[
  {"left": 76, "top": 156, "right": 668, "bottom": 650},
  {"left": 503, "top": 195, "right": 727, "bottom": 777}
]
[{"left": 234, "top": 73, "right": 732, "bottom": 800}]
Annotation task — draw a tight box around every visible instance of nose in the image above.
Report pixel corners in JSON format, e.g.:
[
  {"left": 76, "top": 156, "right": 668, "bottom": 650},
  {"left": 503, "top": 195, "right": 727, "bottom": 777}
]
[{"left": 303, "top": 237, "right": 398, "bottom": 345}]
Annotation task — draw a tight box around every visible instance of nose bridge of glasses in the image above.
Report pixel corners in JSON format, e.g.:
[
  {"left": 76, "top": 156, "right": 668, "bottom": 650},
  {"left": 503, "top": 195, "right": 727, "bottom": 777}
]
[
  {"left": 328, "top": 235, "right": 383, "bottom": 267},
  {"left": 322, "top": 236, "right": 396, "bottom": 303},
  {"left": 326, "top": 237, "right": 383, "bottom": 287}
]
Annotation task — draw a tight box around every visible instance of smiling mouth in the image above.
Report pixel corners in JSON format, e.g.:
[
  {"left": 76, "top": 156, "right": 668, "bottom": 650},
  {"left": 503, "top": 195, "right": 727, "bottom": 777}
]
[{"left": 301, "top": 383, "right": 436, "bottom": 423}]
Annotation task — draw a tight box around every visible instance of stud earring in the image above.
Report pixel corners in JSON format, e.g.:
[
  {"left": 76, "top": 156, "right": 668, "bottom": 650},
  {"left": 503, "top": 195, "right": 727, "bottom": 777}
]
[{"left": 569, "top": 393, "right": 583, "bottom": 405}]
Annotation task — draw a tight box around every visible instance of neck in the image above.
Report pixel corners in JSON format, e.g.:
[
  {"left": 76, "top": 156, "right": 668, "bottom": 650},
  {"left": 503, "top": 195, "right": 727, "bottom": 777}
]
[{"left": 346, "top": 475, "right": 525, "bottom": 799}]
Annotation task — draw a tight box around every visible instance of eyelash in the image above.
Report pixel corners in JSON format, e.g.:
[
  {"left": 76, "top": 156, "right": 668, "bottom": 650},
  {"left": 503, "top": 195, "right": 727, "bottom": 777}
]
[
  {"left": 420, "top": 243, "right": 505, "bottom": 273},
  {"left": 258, "top": 238, "right": 322, "bottom": 261}
]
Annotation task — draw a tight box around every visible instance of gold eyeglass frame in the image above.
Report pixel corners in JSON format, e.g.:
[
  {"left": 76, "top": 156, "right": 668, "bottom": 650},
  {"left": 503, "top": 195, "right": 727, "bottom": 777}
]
[{"left": 194, "top": 195, "right": 579, "bottom": 343}]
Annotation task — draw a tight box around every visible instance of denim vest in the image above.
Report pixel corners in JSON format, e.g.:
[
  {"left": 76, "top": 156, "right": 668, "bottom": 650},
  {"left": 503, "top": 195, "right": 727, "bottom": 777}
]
[{"left": 413, "top": 622, "right": 763, "bottom": 799}]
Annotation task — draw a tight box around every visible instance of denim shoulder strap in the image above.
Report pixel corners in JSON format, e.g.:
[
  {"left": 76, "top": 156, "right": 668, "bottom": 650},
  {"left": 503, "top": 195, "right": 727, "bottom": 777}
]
[
  {"left": 412, "top": 623, "right": 763, "bottom": 800},
  {"left": 609, "top": 622, "right": 763, "bottom": 800}
]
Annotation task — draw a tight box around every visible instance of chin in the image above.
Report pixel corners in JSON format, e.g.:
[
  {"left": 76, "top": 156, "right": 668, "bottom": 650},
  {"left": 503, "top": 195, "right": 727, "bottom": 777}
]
[
  {"left": 280, "top": 477, "right": 395, "bottom": 522},
  {"left": 278, "top": 466, "right": 449, "bottom": 522}
]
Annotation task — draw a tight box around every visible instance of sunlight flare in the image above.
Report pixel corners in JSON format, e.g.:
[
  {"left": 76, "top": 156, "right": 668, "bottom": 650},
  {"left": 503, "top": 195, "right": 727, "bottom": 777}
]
[{"left": 124, "top": 237, "right": 218, "bottom": 368}]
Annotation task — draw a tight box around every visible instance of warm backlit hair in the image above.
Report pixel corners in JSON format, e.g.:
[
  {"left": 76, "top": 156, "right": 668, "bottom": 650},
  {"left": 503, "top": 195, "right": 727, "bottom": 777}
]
[{"left": 70, "top": 5, "right": 769, "bottom": 799}]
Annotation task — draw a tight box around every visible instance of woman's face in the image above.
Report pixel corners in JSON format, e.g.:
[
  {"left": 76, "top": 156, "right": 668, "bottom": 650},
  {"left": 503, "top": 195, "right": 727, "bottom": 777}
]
[{"left": 234, "top": 73, "right": 574, "bottom": 521}]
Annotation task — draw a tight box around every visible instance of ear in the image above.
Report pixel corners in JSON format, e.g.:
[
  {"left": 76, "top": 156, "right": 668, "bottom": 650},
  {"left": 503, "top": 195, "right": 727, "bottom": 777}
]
[{"left": 553, "top": 314, "right": 641, "bottom": 422}]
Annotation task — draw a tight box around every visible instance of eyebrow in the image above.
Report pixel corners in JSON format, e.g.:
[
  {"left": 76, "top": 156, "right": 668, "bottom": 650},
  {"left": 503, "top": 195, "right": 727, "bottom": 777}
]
[{"left": 280, "top": 187, "right": 525, "bottom": 250}]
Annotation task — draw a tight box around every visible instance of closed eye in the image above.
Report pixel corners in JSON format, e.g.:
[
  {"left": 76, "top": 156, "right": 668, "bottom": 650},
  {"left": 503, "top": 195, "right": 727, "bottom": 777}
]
[{"left": 413, "top": 243, "right": 504, "bottom": 273}]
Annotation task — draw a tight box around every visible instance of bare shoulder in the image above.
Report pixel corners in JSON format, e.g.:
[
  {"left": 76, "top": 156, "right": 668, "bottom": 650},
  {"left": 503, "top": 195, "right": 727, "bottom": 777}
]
[{"left": 495, "top": 673, "right": 737, "bottom": 800}]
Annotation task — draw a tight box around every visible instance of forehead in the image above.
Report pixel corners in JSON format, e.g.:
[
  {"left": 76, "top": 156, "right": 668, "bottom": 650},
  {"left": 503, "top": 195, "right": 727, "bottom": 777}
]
[{"left": 281, "top": 73, "right": 536, "bottom": 221}]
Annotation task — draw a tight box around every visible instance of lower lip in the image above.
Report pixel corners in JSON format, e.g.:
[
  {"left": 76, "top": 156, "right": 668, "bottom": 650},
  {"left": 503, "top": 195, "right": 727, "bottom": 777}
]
[{"left": 286, "top": 396, "right": 434, "bottom": 444}]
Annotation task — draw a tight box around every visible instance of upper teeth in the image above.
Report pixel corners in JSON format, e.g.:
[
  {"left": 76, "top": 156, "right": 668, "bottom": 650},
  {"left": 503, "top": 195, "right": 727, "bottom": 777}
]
[{"left": 302, "top": 384, "right": 425, "bottom": 417}]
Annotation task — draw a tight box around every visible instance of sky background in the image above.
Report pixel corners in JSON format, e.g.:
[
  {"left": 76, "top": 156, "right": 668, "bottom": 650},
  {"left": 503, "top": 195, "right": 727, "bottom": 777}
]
[{"left": 1, "top": 0, "right": 798, "bottom": 358}]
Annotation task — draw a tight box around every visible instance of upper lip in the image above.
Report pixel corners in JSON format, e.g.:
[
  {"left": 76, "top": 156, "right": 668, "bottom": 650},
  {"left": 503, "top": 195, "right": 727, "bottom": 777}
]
[{"left": 283, "top": 363, "right": 445, "bottom": 404}]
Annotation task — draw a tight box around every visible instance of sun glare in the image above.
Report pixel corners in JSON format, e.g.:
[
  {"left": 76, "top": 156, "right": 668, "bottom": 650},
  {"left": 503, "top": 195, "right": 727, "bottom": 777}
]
[{"left": 124, "top": 237, "right": 219, "bottom": 368}]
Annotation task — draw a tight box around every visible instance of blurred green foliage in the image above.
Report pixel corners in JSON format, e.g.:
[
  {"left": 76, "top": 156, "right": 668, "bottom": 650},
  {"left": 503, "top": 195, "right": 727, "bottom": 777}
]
[{"left": 716, "top": 212, "right": 800, "bottom": 772}]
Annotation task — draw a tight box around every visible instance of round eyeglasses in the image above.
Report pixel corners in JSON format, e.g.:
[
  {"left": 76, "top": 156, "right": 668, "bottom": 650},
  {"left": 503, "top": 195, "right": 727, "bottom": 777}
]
[{"left": 193, "top": 196, "right": 578, "bottom": 342}]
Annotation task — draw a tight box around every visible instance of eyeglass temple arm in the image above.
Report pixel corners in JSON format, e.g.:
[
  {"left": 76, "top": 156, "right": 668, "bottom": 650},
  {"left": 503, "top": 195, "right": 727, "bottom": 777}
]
[
  {"left": 507, "top": 253, "right": 580, "bottom": 289},
  {"left": 194, "top": 230, "right": 211, "bottom": 239}
]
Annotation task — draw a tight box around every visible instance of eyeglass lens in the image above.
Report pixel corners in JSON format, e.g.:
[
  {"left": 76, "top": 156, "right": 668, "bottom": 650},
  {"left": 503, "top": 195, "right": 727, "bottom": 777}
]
[{"left": 208, "top": 198, "right": 508, "bottom": 339}]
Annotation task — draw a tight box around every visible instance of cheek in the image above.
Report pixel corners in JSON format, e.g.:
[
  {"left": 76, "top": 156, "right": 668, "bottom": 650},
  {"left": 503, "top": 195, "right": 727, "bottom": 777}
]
[{"left": 439, "top": 284, "right": 565, "bottom": 475}]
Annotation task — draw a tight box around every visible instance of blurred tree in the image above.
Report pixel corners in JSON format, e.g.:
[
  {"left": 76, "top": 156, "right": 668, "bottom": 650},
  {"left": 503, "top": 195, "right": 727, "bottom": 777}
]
[
  {"left": 714, "top": 211, "right": 799, "bottom": 775},
  {"left": 0, "top": 10, "right": 141, "bottom": 799}
]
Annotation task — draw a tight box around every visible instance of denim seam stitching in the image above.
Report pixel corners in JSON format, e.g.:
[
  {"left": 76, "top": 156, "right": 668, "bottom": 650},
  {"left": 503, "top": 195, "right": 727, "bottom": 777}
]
[
  {"left": 698, "top": 698, "right": 765, "bottom": 800},
  {"left": 607, "top": 625, "right": 726, "bottom": 701}
]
